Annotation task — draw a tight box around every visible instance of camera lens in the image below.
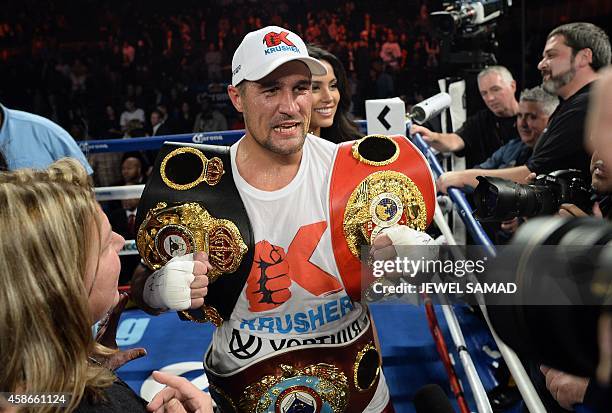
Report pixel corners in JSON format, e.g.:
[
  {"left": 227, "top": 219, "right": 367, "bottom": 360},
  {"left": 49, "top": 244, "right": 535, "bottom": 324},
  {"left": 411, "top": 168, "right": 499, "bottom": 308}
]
[
  {"left": 473, "top": 172, "right": 591, "bottom": 221},
  {"left": 486, "top": 217, "right": 611, "bottom": 377},
  {"left": 473, "top": 176, "right": 544, "bottom": 221},
  {"left": 515, "top": 184, "right": 542, "bottom": 217}
]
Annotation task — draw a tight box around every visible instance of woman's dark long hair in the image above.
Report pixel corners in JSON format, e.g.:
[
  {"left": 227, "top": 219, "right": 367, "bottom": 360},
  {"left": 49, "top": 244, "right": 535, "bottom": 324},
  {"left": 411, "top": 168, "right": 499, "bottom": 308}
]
[{"left": 307, "top": 45, "right": 363, "bottom": 143}]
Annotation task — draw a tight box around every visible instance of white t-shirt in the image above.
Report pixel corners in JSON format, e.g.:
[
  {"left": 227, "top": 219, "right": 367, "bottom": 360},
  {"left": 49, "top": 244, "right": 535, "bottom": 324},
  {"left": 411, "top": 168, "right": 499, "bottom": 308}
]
[
  {"left": 207, "top": 134, "right": 389, "bottom": 411},
  {"left": 119, "top": 108, "right": 145, "bottom": 128}
]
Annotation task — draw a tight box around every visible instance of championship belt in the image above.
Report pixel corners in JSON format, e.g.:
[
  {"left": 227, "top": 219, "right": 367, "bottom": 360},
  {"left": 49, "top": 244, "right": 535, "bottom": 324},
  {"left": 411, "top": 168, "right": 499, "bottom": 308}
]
[
  {"left": 135, "top": 142, "right": 254, "bottom": 325},
  {"left": 329, "top": 135, "right": 436, "bottom": 301},
  {"left": 205, "top": 313, "right": 381, "bottom": 413}
]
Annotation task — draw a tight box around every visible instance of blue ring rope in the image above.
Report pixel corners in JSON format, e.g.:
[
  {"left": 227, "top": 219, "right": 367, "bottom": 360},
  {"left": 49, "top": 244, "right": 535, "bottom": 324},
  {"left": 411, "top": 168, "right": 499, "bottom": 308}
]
[
  {"left": 79, "top": 130, "right": 244, "bottom": 153},
  {"left": 408, "top": 126, "right": 496, "bottom": 254}
]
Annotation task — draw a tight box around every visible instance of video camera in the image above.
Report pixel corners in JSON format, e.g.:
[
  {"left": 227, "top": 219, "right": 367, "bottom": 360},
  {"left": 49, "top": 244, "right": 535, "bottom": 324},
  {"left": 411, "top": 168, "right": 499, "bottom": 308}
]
[
  {"left": 472, "top": 169, "right": 592, "bottom": 222},
  {"left": 431, "top": 0, "right": 510, "bottom": 36},
  {"left": 430, "top": 0, "right": 512, "bottom": 70}
]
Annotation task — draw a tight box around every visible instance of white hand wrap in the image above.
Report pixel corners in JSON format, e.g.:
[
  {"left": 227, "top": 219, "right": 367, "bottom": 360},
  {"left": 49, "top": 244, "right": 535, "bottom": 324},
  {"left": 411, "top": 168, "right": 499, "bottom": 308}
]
[
  {"left": 143, "top": 254, "right": 195, "bottom": 310},
  {"left": 382, "top": 225, "right": 440, "bottom": 262}
]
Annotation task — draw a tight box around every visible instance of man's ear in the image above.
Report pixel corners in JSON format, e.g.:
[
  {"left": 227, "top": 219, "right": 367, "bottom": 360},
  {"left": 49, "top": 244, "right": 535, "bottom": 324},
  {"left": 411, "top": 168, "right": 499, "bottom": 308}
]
[
  {"left": 227, "top": 85, "right": 244, "bottom": 113},
  {"left": 578, "top": 48, "right": 594, "bottom": 68},
  {"left": 511, "top": 79, "right": 517, "bottom": 93}
]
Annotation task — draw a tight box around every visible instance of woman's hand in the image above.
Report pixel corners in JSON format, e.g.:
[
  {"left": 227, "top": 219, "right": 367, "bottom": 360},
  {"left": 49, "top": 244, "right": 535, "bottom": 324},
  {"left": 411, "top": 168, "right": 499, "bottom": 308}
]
[
  {"left": 94, "top": 293, "right": 147, "bottom": 370},
  {"left": 147, "top": 371, "right": 213, "bottom": 413}
]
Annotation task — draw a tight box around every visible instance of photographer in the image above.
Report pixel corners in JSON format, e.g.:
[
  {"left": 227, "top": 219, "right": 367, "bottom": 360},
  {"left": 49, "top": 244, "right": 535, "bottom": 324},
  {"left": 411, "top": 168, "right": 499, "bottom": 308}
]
[
  {"left": 485, "top": 68, "right": 612, "bottom": 413},
  {"left": 436, "top": 86, "right": 558, "bottom": 194},
  {"left": 410, "top": 65, "right": 519, "bottom": 168},
  {"left": 432, "top": 23, "right": 611, "bottom": 190},
  {"left": 557, "top": 150, "right": 612, "bottom": 219},
  {"left": 560, "top": 66, "right": 612, "bottom": 220},
  {"left": 539, "top": 67, "right": 612, "bottom": 413}
]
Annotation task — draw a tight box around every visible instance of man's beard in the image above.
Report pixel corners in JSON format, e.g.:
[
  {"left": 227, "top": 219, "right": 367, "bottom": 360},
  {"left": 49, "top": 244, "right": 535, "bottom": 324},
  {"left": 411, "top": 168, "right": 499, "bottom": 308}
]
[
  {"left": 243, "top": 107, "right": 309, "bottom": 156},
  {"left": 542, "top": 65, "right": 576, "bottom": 95},
  {"left": 261, "top": 132, "right": 306, "bottom": 155}
]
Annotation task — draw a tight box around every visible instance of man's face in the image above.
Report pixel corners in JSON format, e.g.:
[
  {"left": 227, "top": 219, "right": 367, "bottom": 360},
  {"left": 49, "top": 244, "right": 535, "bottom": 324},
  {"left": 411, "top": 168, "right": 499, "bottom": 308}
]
[
  {"left": 538, "top": 35, "right": 576, "bottom": 96},
  {"left": 230, "top": 61, "right": 313, "bottom": 156},
  {"left": 517, "top": 100, "right": 550, "bottom": 147},
  {"left": 150, "top": 112, "right": 161, "bottom": 126},
  {"left": 121, "top": 198, "right": 140, "bottom": 210},
  {"left": 590, "top": 150, "right": 612, "bottom": 194},
  {"left": 200, "top": 99, "right": 211, "bottom": 112},
  {"left": 478, "top": 72, "right": 517, "bottom": 117},
  {"left": 121, "top": 157, "right": 142, "bottom": 182}
]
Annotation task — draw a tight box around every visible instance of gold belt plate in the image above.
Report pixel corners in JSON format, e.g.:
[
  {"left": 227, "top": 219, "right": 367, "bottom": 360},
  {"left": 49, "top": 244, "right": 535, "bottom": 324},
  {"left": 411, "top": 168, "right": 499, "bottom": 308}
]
[
  {"left": 136, "top": 202, "right": 247, "bottom": 283},
  {"left": 343, "top": 170, "right": 428, "bottom": 258},
  {"left": 240, "top": 363, "right": 349, "bottom": 413}
]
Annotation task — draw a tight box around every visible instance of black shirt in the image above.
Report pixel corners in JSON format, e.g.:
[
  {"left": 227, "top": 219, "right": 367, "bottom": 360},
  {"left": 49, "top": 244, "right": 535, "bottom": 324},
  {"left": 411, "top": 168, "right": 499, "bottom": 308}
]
[
  {"left": 75, "top": 379, "right": 148, "bottom": 413},
  {"left": 584, "top": 381, "right": 612, "bottom": 412},
  {"left": 526, "top": 83, "right": 592, "bottom": 181},
  {"left": 454, "top": 109, "right": 518, "bottom": 168}
]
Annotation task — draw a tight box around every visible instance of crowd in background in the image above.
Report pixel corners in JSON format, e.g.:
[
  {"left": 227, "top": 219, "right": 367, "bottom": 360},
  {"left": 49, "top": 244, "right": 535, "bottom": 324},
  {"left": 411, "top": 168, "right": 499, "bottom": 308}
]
[
  {"left": 1, "top": 3, "right": 612, "bottom": 412},
  {"left": 0, "top": 0, "right": 446, "bottom": 143},
  {"left": 1, "top": 0, "right": 610, "bottom": 146}
]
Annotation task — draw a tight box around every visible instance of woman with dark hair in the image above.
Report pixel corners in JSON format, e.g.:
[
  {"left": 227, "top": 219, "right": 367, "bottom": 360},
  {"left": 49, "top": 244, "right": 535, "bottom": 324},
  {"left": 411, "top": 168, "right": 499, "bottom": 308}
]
[{"left": 307, "top": 45, "right": 363, "bottom": 143}]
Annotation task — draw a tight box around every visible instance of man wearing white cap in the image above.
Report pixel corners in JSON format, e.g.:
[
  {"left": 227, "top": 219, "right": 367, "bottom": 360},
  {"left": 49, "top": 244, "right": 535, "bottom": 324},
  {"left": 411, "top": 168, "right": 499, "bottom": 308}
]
[
  {"left": 212, "top": 25, "right": 392, "bottom": 412},
  {"left": 136, "top": 26, "right": 394, "bottom": 412}
]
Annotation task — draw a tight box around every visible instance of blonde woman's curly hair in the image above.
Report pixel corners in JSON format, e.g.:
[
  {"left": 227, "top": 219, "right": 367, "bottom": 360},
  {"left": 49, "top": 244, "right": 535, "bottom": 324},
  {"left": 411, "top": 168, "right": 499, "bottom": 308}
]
[{"left": 0, "top": 158, "right": 116, "bottom": 412}]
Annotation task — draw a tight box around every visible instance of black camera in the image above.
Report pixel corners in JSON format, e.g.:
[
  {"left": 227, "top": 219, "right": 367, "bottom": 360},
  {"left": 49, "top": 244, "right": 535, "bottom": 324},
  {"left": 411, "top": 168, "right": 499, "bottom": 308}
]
[
  {"left": 486, "top": 216, "right": 611, "bottom": 378},
  {"left": 472, "top": 169, "right": 592, "bottom": 222}
]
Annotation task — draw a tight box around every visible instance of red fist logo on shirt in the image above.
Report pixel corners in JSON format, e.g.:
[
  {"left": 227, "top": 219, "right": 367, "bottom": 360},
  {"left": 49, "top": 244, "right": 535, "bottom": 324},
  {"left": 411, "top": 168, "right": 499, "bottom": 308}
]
[
  {"left": 245, "top": 222, "right": 343, "bottom": 312},
  {"left": 246, "top": 241, "right": 292, "bottom": 312}
]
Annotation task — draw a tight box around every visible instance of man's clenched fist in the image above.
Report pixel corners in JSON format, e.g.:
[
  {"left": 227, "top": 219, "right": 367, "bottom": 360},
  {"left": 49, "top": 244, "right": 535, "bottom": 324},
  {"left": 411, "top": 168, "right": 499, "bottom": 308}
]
[
  {"left": 143, "top": 252, "right": 211, "bottom": 311},
  {"left": 246, "top": 241, "right": 291, "bottom": 312}
]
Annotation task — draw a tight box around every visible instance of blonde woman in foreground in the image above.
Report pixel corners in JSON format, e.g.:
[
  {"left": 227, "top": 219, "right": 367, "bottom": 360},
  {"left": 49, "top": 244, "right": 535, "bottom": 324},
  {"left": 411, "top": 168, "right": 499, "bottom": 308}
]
[{"left": 0, "top": 158, "right": 211, "bottom": 413}]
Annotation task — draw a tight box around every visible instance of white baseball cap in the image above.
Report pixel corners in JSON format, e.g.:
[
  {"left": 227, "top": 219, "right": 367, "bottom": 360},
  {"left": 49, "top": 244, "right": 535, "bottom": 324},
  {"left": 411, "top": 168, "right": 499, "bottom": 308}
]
[{"left": 231, "top": 26, "right": 327, "bottom": 86}]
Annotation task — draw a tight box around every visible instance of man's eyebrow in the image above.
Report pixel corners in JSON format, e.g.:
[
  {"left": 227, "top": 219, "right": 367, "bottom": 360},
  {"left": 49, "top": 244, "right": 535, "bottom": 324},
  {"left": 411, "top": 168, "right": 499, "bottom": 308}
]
[
  {"left": 256, "top": 80, "right": 280, "bottom": 89},
  {"left": 256, "top": 78, "right": 311, "bottom": 89}
]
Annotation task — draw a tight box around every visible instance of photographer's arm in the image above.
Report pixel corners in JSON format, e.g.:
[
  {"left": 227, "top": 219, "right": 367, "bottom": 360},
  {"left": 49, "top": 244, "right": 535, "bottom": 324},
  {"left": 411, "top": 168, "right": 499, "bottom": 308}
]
[
  {"left": 410, "top": 124, "right": 465, "bottom": 153},
  {"left": 558, "top": 202, "right": 604, "bottom": 218},
  {"left": 540, "top": 366, "right": 589, "bottom": 410},
  {"left": 436, "top": 165, "right": 532, "bottom": 194}
]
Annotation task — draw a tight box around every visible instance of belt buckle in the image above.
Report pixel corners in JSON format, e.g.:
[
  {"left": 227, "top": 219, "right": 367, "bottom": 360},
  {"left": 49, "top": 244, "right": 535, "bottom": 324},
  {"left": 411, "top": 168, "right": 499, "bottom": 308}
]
[{"left": 240, "top": 363, "right": 349, "bottom": 413}]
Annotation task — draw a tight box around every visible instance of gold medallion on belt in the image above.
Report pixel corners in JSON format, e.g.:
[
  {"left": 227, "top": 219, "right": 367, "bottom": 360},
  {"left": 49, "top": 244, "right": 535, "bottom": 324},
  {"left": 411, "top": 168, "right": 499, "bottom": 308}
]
[
  {"left": 240, "top": 363, "right": 349, "bottom": 413},
  {"left": 343, "top": 170, "right": 428, "bottom": 258},
  {"left": 136, "top": 202, "right": 247, "bottom": 283}
]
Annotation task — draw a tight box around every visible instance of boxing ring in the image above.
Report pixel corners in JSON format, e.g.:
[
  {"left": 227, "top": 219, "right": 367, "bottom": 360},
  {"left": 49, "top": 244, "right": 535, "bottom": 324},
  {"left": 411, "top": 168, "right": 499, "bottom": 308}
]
[{"left": 84, "top": 123, "right": 543, "bottom": 413}]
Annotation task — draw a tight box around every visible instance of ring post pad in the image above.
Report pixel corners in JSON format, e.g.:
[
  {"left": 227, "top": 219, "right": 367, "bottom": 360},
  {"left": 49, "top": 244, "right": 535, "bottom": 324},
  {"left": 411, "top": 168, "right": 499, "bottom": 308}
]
[{"left": 135, "top": 142, "right": 254, "bottom": 324}]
